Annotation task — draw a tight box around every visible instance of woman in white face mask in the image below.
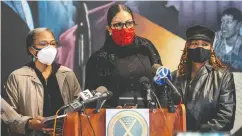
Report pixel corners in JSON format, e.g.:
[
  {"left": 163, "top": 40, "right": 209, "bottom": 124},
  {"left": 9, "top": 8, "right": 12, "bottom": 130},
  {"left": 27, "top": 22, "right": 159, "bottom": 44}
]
[
  {"left": 29, "top": 28, "right": 58, "bottom": 72},
  {"left": 4, "top": 28, "right": 81, "bottom": 136}
]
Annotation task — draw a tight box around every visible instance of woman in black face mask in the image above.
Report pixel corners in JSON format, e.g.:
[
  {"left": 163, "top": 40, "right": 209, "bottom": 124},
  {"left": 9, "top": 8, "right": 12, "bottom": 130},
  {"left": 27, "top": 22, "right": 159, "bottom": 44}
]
[{"left": 171, "top": 25, "right": 236, "bottom": 132}]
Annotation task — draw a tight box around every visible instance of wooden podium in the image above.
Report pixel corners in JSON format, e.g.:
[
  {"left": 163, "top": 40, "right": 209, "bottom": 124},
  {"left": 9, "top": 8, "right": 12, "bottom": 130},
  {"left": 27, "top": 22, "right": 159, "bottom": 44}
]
[{"left": 62, "top": 104, "right": 186, "bottom": 136}]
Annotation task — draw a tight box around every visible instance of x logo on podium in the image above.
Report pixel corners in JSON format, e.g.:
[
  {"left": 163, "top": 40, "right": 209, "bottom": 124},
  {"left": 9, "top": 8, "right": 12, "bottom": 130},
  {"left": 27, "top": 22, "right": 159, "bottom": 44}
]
[{"left": 119, "top": 119, "right": 137, "bottom": 136}]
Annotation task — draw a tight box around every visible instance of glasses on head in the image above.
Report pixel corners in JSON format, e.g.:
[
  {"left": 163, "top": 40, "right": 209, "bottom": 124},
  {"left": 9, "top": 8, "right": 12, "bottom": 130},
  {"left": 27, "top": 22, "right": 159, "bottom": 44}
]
[{"left": 111, "top": 20, "right": 136, "bottom": 30}]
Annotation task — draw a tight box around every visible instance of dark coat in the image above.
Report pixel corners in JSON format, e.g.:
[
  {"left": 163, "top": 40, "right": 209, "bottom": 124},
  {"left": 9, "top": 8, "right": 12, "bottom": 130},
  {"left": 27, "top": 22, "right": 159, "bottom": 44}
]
[
  {"left": 85, "top": 36, "right": 162, "bottom": 107},
  {"left": 172, "top": 62, "right": 236, "bottom": 132}
]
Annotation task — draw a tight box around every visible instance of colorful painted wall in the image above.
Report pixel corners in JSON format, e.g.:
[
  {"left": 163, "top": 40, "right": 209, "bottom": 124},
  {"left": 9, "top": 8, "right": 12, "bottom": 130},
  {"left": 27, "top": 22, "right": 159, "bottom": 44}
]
[{"left": 1, "top": 1, "right": 242, "bottom": 134}]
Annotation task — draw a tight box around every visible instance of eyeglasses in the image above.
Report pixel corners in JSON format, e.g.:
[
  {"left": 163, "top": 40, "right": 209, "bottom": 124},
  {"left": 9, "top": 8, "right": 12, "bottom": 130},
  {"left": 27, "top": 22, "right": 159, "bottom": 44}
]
[
  {"left": 33, "top": 40, "right": 62, "bottom": 48},
  {"left": 111, "top": 20, "right": 136, "bottom": 30}
]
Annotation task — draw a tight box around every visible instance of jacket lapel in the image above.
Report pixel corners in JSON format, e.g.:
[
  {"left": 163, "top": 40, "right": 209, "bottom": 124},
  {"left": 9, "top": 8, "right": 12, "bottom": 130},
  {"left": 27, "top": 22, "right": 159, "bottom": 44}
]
[
  {"left": 189, "top": 63, "right": 213, "bottom": 106},
  {"left": 20, "top": 66, "right": 44, "bottom": 115},
  {"left": 177, "top": 74, "right": 188, "bottom": 101},
  {"left": 30, "top": 75, "right": 42, "bottom": 85},
  {"left": 180, "top": 62, "right": 213, "bottom": 104},
  {"left": 56, "top": 71, "right": 66, "bottom": 92},
  {"left": 19, "top": 66, "right": 42, "bottom": 85},
  {"left": 192, "top": 67, "right": 208, "bottom": 83},
  {"left": 56, "top": 66, "right": 69, "bottom": 104},
  {"left": 191, "top": 62, "right": 212, "bottom": 83}
]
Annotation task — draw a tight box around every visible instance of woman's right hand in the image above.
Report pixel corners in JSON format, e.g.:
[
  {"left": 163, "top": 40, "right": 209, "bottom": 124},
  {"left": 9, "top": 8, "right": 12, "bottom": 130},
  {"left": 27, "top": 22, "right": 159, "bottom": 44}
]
[{"left": 28, "top": 116, "right": 46, "bottom": 131}]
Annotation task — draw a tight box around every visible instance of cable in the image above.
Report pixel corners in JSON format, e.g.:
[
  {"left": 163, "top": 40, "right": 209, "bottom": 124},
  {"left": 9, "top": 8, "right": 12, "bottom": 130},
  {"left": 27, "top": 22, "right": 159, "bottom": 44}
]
[
  {"left": 83, "top": 105, "right": 96, "bottom": 136},
  {"left": 157, "top": 87, "right": 172, "bottom": 136},
  {"left": 173, "top": 105, "right": 183, "bottom": 132},
  {"left": 53, "top": 109, "right": 60, "bottom": 136},
  {"left": 151, "top": 91, "right": 161, "bottom": 108},
  {"left": 53, "top": 106, "right": 67, "bottom": 136},
  {"left": 179, "top": 98, "right": 183, "bottom": 105},
  {"left": 167, "top": 86, "right": 176, "bottom": 113},
  {"left": 80, "top": 114, "right": 83, "bottom": 136},
  {"left": 158, "top": 107, "right": 172, "bottom": 136}
]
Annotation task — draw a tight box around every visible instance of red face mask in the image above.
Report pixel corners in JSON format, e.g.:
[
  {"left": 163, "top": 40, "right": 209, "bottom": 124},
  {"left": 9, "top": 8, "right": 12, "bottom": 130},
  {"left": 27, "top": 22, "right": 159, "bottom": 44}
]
[{"left": 111, "top": 27, "right": 135, "bottom": 46}]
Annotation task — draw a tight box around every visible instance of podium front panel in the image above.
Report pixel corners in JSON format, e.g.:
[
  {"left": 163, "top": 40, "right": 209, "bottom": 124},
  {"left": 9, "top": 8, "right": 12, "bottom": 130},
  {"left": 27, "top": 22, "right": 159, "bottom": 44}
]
[{"left": 62, "top": 104, "right": 186, "bottom": 136}]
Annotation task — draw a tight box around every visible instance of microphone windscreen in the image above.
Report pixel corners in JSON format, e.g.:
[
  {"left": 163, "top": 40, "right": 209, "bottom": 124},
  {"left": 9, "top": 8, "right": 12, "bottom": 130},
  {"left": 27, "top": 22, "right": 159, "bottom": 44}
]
[
  {"left": 96, "top": 86, "right": 108, "bottom": 93},
  {"left": 139, "top": 76, "right": 150, "bottom": 84},
  {"left": 107, "top": 91, "right": 113, "bottom": 98},
  {"left": 152, "top": 64, "right": 161, "bottom": 74}
]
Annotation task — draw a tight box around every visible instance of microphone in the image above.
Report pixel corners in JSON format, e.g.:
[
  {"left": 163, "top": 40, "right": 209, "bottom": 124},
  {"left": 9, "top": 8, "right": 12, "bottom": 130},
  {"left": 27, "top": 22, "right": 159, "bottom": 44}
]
[
  {"left": 139, "top": 77, "right": 160, "bottom": 111},
  {"left": 77, "top": 86, "right": 108, "bottom": 101},
  {"left": 77, "top": 89, "right": 94, "bottom": 100},
  {"left": 139, "top": 77, "right": 153, "bottom": 101},
  {"left": 63, "top": 88, "right": 95, "bottom": 112},
  {"left": 152, "top": 64, "right": 180, "bottom": 113},
  {"left": 68, "top": 87, "right": 113, "bottom": 112},
  {"left": 152, "top": 64, "right": 181, "bottom": 97},
  {"left": 94, "top": 86, "right": 109, "bottom": 112}
]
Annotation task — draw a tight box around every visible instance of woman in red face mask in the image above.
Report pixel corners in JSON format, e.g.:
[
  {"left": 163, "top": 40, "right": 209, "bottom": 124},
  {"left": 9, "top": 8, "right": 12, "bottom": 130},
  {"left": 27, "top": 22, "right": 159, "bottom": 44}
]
[{"left": 85, "top": 4, "right": 164, "bottom": 108}]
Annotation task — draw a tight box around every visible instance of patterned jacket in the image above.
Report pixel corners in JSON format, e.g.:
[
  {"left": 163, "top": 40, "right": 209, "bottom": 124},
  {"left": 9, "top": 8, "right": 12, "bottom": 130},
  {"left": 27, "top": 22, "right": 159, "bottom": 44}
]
[{"left": 85, "top": 36, "right": 163, "bottom": 107}]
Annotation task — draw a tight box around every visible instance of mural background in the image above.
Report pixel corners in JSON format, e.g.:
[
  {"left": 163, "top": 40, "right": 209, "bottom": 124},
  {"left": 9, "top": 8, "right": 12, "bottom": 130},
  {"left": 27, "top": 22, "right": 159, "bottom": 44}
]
[{"left": 1, "top": 1, "right": 242, "bottom": 135}]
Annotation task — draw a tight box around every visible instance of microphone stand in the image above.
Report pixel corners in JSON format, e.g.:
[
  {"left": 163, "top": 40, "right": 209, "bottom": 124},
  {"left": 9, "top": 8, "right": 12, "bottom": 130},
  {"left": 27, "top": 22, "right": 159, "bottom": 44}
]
[
  {"left": 65, "top": 100, "right": 85, "bottom": 113},
  {"left": 95, "top": 99, "right": 106, "bottom": 113},
  {"left": 163, "top": 76, "right": 181, "bottom": 113},
  {"left": 165, "top": 85, "right": 176, "bottom": 113},
  {"left": 164, "top": 77, "right": 181, "bottom": 97},
  {"left": 148, "top": 101, "right": 157, "bottom": 113},
  {"left": 147, "top": 89, "right": 157, "bottom": 112}
]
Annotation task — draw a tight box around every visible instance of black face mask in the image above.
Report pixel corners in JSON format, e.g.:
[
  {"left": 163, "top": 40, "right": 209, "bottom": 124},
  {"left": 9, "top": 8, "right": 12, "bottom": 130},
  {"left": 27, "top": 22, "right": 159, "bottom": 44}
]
[{"left": 187, "top": 47, "right": 211, "bottom": 63}]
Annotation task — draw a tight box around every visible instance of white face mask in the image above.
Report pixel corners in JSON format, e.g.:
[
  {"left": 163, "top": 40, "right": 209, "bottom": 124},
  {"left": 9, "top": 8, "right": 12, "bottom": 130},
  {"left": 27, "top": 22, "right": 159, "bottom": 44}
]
[{"left": 34, "top": 45, "right": 57, "bottom": 65}]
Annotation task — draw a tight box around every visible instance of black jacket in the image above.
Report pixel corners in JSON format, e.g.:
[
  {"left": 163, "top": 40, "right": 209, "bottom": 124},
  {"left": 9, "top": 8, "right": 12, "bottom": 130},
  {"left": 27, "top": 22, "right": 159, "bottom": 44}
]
[
  {"left": 172, "top": 62, "right": 236, "bottom": 132},
  {"left": 85, "top": 36, "right": 162, "bottom": 107}
]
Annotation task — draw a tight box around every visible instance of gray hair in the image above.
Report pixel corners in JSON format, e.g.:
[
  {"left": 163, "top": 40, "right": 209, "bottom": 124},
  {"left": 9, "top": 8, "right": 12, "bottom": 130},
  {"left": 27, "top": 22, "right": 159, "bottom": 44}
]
[{"left": 26, "top": 28, "right": 54, "bottom": 55}]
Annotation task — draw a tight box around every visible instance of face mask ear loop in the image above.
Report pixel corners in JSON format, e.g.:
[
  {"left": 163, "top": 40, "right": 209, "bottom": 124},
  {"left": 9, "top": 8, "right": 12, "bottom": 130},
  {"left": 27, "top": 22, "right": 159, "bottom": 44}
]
[{"left": 31, "top": 47, "right": 39, "bottom": 62}]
